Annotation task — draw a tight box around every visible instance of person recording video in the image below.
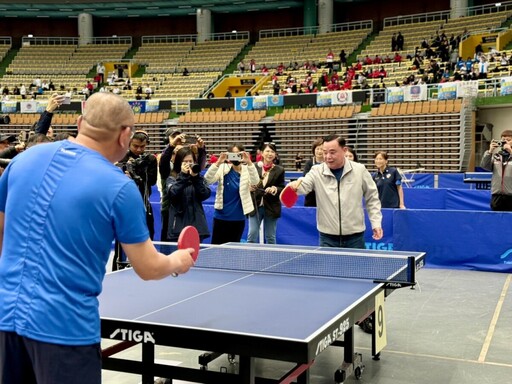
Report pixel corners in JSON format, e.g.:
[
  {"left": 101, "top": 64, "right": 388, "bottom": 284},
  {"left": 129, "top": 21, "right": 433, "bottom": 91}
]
[
  {"left": 165, "top": 146, "right": 211, "bottom": 242},
  {"left": 480, "top": 130, "right": 512, "bottom": 211},
  {"left": 158, "top": 129, "right": 207, "bottom": 241}
]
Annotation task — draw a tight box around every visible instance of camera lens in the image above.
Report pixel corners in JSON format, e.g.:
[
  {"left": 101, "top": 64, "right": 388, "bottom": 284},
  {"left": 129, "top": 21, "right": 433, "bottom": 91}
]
[{"left": 191, "top": 164, "right": 201, "bottom": 174}]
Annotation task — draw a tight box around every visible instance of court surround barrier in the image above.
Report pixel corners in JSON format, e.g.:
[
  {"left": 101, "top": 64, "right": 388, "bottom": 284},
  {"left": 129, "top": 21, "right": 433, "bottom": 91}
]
[{"left": 149, "top": 173, "right": 511, "bottom": 273}]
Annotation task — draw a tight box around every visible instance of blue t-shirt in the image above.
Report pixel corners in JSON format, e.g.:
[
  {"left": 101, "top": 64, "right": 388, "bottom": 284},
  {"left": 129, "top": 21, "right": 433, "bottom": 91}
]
[
  {"left": 213, "top": 168, "right": 245, "bottom": 221},
  {"left": 0, "top": 140, "right": 149, "bottom": 345}
]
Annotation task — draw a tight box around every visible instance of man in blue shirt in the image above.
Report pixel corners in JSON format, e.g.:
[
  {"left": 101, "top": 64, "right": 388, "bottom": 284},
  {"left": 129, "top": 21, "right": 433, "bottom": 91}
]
[{"left": 0, "top": 92, "right": 195, "bottom": 384}]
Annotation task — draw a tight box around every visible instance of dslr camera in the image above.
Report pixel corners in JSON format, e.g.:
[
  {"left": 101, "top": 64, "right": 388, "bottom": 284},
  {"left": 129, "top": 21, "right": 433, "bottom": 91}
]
[
  {"left": 118, "top": 153, "right": 152, "bottom": 183},
  {"left": 189, "top": 163, "right": 201, "bottom": 174}
]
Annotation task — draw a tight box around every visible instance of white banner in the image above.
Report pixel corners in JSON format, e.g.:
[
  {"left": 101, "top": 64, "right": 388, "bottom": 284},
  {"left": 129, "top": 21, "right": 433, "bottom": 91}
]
[
  {"left": 20, "top": 101, "right": 38, "bottom": 113},
  {"left": 403, "top": 84, "right": 428, "bottom": 102},
  {"left": 331, "top": 90, "right": 353, "bottom": 105}
]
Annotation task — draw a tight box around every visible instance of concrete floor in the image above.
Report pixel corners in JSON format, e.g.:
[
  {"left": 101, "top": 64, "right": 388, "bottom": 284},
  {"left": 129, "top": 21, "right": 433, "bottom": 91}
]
[{"left": 101, "top": 268, "right": 512, "bottom": 384}]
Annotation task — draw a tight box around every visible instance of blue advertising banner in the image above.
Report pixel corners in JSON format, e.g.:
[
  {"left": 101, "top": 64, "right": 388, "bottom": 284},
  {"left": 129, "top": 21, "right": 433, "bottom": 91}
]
[
  {"left": 234, "top": 97, "right": 254, "bottom": 111},
  {"left": 316, "top": 92, "right": 332, "bottom": 107},
  {"left": 500, "top": 76, "right": 512, "bottom": 96},
  {"left": 1, "top": 101, "right": 17, "bottom": 113},
  {"left": 267, "top": 95, "right": 283, "bottom": 107},
  {"left": 145, "top": 100, "right": 160, "bottom": 112},
  {"left": 394, "top": 209, "right": 512, "bottom": 273},
  {"left": 437, "top": 82, "right": 458, "bottom": 100},
  {"left": 128, "top": 100, "right": 146, "bottom": 113},
  {"left": 253, "top": 95, "right": 267, "bottom": 110},
  {"left": 438, "top": 173, "right": 466, "bottom": 188},
  {"left": 385, "top": 87, "right": 404, "bottom": 103}
]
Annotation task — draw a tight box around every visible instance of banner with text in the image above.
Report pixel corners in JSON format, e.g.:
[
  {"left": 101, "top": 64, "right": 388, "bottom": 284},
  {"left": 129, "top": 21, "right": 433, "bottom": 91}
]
[
  {"left": 403, "top": 84, "right": 428, "bottom": 102},
  {"left": 386, "top": 87, "right": 404, "bottom": 103}
]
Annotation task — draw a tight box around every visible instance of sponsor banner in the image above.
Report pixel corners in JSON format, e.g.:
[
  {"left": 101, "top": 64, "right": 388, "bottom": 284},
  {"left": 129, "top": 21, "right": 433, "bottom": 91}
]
[
  {"left": 457, "top": 80, "right": 478, "bottom": 98},
  {"left": 437, "top": 82, "right": 458, "bottom": 100},
  {"left": 36, "top": 101, "right": 48, "bottom": 113},
  {"left": 316, "top": 92, "right": 332, "bottom": 107},
  {"left": 403, "top": 84, "right": 427, "bottom": 102},
  {"left": 267, "top": 95, "right": 283, "bottom": 107},
  {"left": 1, "top": 101, "right": 17, "bottom": 113},
  {"left": 145, "top": 99, "right": 160, "bottom": 112},
  {"left": 385, "top": 87, "right": 404, "bottom": 103},
  {"left": 20, "top": 101, "right": 38, "bottom": 113},
  {"left": 500, "top": 77, "right": 512, "bottom": 96},
  {"left": 331, "top": 90, "right": 352, "bottom": 105},
  {"left": 128, "top": 100, "right": 146, "bottom": 113},
  {"left": 253, "top": 95, "right": 267, "bottom": 110},
  {"left": 234, "top": 97, "right": 253, "bottom": 111}
]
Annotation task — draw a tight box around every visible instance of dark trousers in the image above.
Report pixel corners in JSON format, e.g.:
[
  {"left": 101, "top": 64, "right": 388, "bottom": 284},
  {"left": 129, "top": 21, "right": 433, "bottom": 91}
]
[
  {"left": 0, "top": 331, "right": 101, "bottom": 384},
  {"left": 113, "top": 204, "right": 154, "bottom": 270},
  {"left": 319, "top": 231, "right": 365, "bottom": 249},
  {"left": 491, "top": 194, "right": 512, "bottom": 212},
  {"left": 211, "top": 218, "right": 245, "bottom": 244},
  {"left": 161, "top": 209, "right": 170, "bottom": 241}
]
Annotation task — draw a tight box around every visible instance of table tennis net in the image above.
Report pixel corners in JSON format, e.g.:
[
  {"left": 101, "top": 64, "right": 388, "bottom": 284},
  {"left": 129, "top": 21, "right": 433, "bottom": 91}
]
[{"left": 153, "top": 243, "right": 421, "bottom": 283}]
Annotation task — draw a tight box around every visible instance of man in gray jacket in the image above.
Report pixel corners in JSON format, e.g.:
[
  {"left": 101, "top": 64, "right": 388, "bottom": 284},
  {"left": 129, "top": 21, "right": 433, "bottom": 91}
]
[
  {"left": 480, "top": 130, "right": 512, "bottom": 211},
  {"left": 288, "top": 134, "right": 383, "bottom": 248}
]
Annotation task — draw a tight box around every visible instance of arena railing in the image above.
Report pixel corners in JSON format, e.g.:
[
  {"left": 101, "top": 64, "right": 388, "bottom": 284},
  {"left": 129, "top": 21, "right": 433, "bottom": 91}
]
[
  {"left": 0, "top": 37, "right": 12, "bottom": 45},
  {"left": 20, "top": 36, "right": 132, "bottom": 45},
  {"left": 467, "top": 0, "right": 512, "bottom": 16},
  {"left": 383, "top": 10, "right": 450, "bottom": 28}
]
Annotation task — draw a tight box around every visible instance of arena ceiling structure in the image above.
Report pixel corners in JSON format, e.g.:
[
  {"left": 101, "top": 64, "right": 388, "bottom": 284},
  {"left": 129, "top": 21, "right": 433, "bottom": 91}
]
[
  {"left": 0, "top": 0, "right": 302, "bottom": 18},
  {"left": 0, "top": 0, "right": 365, "bottom": 18}
]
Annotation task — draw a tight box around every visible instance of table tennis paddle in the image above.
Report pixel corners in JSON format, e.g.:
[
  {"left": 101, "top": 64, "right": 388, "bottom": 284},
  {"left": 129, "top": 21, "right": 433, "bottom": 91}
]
[
  {"left": 279, "top": 179, "right": 302, "bottom": 208},
  {"left": 172, "top": 225, "right": 200, "bottom": 277}
]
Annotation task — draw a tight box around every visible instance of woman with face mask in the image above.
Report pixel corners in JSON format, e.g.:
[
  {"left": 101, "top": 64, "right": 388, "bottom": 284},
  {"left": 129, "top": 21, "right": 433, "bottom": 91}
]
[
  {"left": 247, "top": 142, "right": 285, "bottom": 244},
  {"left": 165, "top": 147, "right": 211, "bottom": 242},
  {"left": 204, "top": 143, "right": 259, "bottom": 244}
]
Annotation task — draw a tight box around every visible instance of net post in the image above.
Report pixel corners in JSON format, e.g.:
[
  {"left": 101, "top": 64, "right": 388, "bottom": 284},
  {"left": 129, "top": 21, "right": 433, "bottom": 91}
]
[{"left": 407, "top": 256, "right": 415, "bottom": 285}]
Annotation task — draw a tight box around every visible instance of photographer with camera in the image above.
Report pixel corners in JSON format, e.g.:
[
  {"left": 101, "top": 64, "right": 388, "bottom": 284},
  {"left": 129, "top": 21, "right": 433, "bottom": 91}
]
[
  {"left": 165, "top": 146, "right": 211, "bottom": 242},
  {"left": 480, "top": 130, "right": 512, "bottom": 211},
  {"left": 158, "top": 128, "right": 207, "bottom": 241},
  {"left": 114, "top": 130, "right": 157, "bottom": 269}
]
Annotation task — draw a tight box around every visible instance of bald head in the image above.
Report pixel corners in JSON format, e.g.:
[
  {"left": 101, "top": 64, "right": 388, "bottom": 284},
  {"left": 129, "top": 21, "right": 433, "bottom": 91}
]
[{"left": 80, "top": 93, "right": 134, "bottom": 142}]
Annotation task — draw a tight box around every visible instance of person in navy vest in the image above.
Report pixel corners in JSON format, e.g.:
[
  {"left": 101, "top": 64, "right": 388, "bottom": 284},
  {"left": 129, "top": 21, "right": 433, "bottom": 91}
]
[{"left": 372, "top": 151, "right": 405, "bottom": 209}]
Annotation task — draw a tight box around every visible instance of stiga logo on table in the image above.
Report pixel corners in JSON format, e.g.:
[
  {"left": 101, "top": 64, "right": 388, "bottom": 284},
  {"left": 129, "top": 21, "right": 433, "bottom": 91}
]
[{"left": 110, "top": 328, "right": 155, "bottom": 343}]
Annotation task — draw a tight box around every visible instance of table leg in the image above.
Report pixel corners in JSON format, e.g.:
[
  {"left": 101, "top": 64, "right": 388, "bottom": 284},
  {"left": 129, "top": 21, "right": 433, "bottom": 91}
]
[{"left": 141, "top": 342, "right": 155, "bottom": 384}]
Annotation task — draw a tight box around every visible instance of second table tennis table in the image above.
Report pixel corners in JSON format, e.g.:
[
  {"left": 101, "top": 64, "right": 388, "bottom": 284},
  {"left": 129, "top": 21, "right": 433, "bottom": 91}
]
[{"left": 100, "top": 243, "right": 425, "bottom": 383}]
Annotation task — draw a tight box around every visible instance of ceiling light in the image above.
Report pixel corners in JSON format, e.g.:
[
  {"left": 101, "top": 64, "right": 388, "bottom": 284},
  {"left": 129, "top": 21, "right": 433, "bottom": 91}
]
[
  {"left": 115, "top": 7, "right": 128, "bottom": 11},
  {"left": 179, "top": 5, "right": 192, "bottom": 8}
]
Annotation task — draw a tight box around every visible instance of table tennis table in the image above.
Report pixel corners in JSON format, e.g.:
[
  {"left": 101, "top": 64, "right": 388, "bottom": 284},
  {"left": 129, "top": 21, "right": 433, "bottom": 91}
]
[
  {"left": 100, "top": 243, "right": 425, "bottom": 384},
  {"left": 463, "top": 172, "right": 492, "bottom": 190}
]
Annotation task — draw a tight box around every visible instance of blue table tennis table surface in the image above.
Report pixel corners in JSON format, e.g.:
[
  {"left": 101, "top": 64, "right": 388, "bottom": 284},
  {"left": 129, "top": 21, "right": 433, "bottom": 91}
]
[
  {"left": 100, "top": 244, "right": 419, "bottom": 341},
  {"left": 100, "top": 243, "right": 425, "bottom": 383}
]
